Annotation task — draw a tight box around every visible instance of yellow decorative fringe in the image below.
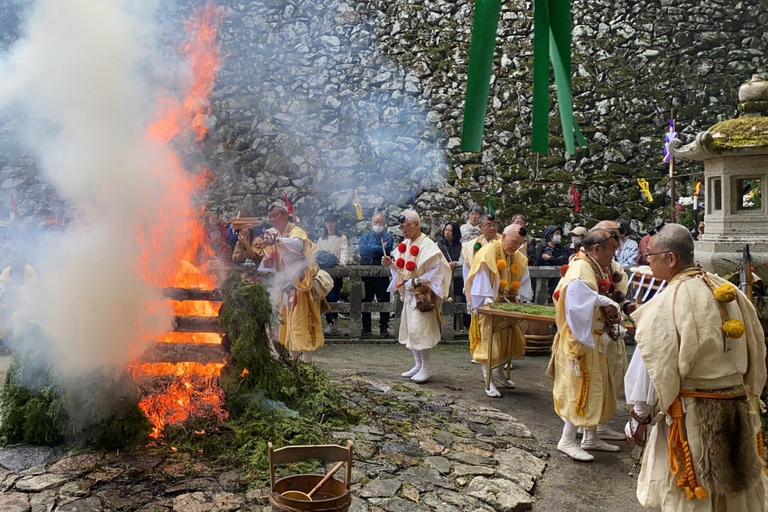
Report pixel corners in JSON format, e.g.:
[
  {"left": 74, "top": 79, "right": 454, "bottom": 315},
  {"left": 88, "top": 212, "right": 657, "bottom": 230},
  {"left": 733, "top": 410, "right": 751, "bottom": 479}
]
[
  {"left": 758, "top": 430, "right": 768, "bottom": 477},
  {"left": 575, "top": 357, "right": 590, "bottom": 417}
]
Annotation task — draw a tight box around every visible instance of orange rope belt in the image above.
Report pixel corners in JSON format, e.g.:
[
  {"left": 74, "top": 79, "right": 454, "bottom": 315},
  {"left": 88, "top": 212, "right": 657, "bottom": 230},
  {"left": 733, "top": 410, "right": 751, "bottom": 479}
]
[
  {"left": 575, "top": 356, "right": 590, "bottom": 417},
  {"left": 668, "top": 390, "right": 757, "bottom": 501}
]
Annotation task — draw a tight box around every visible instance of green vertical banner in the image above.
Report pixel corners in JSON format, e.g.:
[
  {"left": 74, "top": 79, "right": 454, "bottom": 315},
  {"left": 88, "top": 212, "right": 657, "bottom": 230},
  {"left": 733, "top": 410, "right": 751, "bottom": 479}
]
[
  {"left": 532, "top": 0, "right": 585, "bottom": 155},
  {"left": 460, "top": 0, "right": 502, "bottom": 152}
]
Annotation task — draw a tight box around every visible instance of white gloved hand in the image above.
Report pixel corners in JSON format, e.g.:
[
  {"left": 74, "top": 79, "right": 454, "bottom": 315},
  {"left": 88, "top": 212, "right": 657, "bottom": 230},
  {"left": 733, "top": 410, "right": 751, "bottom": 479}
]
[{"left": 569, "top": 359, "right": 581, "bottom": 377}]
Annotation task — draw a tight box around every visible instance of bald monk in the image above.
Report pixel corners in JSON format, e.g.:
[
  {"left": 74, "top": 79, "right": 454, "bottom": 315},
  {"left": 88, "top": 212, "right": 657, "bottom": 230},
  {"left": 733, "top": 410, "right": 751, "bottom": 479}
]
[
  {"left": 464, "top": 224, "right": 532, "bottom": 397},
  {"left": 625, "top": 224, "right": 767, "bottom": 510}
]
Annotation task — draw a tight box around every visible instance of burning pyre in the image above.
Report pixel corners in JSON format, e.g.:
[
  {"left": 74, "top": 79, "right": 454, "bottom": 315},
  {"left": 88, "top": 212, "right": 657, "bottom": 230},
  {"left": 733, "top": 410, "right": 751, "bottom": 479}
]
[{"left": 130, "top": 3, "right": 228, "bottom": 439}]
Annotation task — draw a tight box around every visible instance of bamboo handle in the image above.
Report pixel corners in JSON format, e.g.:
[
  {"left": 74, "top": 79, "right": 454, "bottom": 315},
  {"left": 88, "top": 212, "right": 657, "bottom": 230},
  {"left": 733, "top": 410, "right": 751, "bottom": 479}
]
[{"left": 307, "top": 461, "right": 345, "bottom": 498}]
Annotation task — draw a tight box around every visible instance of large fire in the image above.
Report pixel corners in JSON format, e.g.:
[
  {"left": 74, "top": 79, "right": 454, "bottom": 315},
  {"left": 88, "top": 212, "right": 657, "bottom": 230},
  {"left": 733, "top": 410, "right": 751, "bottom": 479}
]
[{"left": 133, "top": 2, "right": 226, "bottom": 438}]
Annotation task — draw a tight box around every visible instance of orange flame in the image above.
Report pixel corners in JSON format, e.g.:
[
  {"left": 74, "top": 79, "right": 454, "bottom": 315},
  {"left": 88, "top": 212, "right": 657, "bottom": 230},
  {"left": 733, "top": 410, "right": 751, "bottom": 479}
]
[{"left": 133, "top": 2, "right": 226, "bottom": 438}]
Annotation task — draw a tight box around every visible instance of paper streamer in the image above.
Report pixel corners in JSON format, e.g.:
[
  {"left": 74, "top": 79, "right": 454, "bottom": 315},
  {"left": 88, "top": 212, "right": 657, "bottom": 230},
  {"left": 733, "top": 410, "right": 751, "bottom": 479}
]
[
  {"left": 353, "top": 190, "right": 363, "bottom": 221},
  {"left": 570, "top": 182, "right": 580, "bottom": 212},
  {"left": 637, "top": 178, "right": 653, "bottom": 202},
  {"left": 532, "top": 0, "right": 586, "bottom": 155},
  {"left": 460, "top": 0, "right": 502, "bottom": 152}
]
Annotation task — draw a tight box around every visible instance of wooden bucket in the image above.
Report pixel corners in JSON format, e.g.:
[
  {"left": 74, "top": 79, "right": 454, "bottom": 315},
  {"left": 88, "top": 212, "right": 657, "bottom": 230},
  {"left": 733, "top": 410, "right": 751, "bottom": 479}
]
[
  {"left": 522, "top": 319, "right": 555, "bottom": 355},
  {"left": 270, "top": 474, "right": 351, "bottom": 512},
  {"left": 268, "top": 442, "right": 353, "bottom": 512}
]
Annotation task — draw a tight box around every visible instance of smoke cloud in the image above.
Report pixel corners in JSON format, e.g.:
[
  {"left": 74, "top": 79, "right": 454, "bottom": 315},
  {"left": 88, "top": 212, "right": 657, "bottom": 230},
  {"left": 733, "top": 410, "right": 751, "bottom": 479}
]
[{"left": 0, "top": 0, "right": 196, "bottom": 376}]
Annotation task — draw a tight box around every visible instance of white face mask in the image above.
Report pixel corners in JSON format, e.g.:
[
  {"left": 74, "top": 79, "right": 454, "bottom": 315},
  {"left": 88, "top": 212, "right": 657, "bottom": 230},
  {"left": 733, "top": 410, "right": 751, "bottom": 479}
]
[
  {"left": 572, "top": 236, "right": 582, "bottom": 244},
  {"left": 372, "top": 225, "right": 385, "bottom": 234},
  {"left": 551, "top": 235, "right": 562, "bottom": 244}
]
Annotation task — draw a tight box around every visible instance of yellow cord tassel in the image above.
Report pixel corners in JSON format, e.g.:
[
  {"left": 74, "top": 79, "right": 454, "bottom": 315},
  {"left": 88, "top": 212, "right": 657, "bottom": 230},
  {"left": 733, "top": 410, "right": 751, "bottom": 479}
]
[
  {"left": 469, "top": 315, "right": 481, "bottom": 354},
  {"left": 668, "top": 398, "right": 708, "bottom": 500},
  {"left": 575, "top": 357, "right": 590, "bottom": 417},
  {"left": 757, "top": 430, "right": 768, "bottom": 477}
]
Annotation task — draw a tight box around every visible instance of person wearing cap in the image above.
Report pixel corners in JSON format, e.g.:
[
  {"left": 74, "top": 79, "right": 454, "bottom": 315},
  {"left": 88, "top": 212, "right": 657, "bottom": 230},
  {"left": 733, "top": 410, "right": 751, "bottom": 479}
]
[
  {"left": 536, "top": 225, "right": 570, "bottom": 299},
  {"left": 257, "top": 202, "right": 324, "bottom": 362},
  {"left": 316, "top": 213, "right": 348, "bottom": 335},
  {"left": 465, "top": 224, "right": 532, "bottom": 397},
  {"left": 460, "top": 205, "right": 484, "bottom": 242},
  {"left": 382, "top": 210, "right": 451, "bottom": 384},
  {"left": 568, "top": 226, "right": 588, "bottom": 258}
]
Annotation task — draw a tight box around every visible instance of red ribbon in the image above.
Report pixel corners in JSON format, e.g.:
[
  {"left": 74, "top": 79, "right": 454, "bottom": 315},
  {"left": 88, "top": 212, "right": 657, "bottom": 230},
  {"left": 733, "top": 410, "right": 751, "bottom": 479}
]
[
  {"left": 283, "top": 193, "right": 294, "bottom": 215},
  {"left": 571, "top": 182, "right": 580, "bottom": 212}
]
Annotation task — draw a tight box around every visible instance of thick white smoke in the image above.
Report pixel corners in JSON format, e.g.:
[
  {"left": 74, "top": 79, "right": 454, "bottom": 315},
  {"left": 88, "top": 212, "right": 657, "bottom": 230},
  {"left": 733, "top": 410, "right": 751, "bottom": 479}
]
[{"left": 0, "top": 0, "right": 186, "bottom": 373}]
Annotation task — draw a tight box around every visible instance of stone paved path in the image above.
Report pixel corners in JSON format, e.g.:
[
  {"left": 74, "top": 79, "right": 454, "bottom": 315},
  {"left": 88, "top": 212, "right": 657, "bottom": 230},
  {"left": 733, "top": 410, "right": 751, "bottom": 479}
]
[{"left": 0, "top": 352, "right": 547, "bottom": 512}]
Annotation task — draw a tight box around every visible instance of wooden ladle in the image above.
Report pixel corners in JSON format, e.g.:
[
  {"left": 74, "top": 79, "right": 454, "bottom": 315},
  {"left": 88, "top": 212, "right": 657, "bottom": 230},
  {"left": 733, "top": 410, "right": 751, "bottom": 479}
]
[{"left": 281, "top": 461, "right": 346, "bottom": 501}]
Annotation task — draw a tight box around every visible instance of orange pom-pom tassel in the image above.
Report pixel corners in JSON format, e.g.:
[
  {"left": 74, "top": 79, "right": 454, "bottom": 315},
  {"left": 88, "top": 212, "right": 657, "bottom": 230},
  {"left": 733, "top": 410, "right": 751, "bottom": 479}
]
[
  {"left": 496, "top": 259, "right": 507, "bottom": 271},
  {"left": 509, "top": 281, "right": 521, "bottom": 291},
  {"left": 597, "top": 279, "right": 611, "bottom": 294},
  {"left": 499, "top": 279, "right": 509, "bottom": 289},
  {"left": 509, "top": 263, "right": 520, "bottom": 275}
]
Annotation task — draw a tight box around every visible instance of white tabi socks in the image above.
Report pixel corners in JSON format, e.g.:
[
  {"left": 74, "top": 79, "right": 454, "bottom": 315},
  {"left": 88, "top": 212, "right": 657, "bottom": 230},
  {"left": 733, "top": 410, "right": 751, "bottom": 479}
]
[
  {"left": 401, "top": 350, "right": 423, "bottom": 378},
  {"left": 411, "top": 350, "right": 432, "bottom": 383},
  {"left": 492, "top": 364, "right": 515, "bottom": 389},
  {"left": 557, "top": 420, "right": 594, "bottom": 462},
  {"left": 581, "top": 426, "right": 620, "bottom": 452},
  {"left": 289, "top": 350, "right": 301, "bottom": 360},
  {"left": 481, "top": 365, "right": 502, "bottom": 398},
  {"left": 300, "top": 351, "right": 313, "bottom": 363},
  {"left": 596, "top": 424, "right": 626, "bottom": 441}
]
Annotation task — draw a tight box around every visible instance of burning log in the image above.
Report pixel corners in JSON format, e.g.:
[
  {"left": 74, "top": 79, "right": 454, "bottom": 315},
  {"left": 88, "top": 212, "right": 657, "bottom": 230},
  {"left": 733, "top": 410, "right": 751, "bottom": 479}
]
[
  {"left": 142, "top": 342, "right": 226, "bottom": 365},
  {"left": 162, "top": 287, "right": 222, "bottom": 301},
  {"left": 173, "top": 315, "right": 221, "bottom": 333}
]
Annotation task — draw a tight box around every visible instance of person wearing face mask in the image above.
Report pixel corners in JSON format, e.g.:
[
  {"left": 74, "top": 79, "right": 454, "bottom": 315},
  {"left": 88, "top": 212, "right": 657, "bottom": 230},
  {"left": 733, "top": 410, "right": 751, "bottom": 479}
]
[
  {"left": 535, "top": 225, "right": 570, "bottom": 297},
  {"left": 358, "top": 213, "right": 395, "bottom": 337},
  {"left": 568, "top": 226, "right": 588, "bottom": 258},
  {"left": 547, "top": 228, "right": 623, "bottom": 461},
  {"left": 615, "top": 219, "right": 639, "bottom": 267}
]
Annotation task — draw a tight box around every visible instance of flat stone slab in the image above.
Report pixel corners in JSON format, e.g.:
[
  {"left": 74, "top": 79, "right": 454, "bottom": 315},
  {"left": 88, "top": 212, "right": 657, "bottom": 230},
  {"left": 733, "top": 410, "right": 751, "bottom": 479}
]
[
  {"left": 425, "top": 456, "right": 451, "bottom": 475},
  {"left": 48, "top": 454, "right": 103, "bottom": 475},
  {"left": 15, "top": 473, "right": 69, "bottom": 492},
  {"left": 444, "top": 450, "right": 496, "bottom": 467},
  {"left": 0, "top": 492, "right": 30, "bottom": 512},
  {"left": 467, "top": 477, "right": 532, "bottom": 512},
  {"left": 0, "top": 446, "right": 61, "bottom": 472},
  {"left": 452, "top": 463, "right": 495, "bottom": 477},
  {"left": 56, "top": 497, "right": 103, "bottom": 512},
  {"left": 494, "top": 448, "right": 547, "bottom": 492},
  {"left": 359, "top": 478, "right": 401, "bottom": 498}
]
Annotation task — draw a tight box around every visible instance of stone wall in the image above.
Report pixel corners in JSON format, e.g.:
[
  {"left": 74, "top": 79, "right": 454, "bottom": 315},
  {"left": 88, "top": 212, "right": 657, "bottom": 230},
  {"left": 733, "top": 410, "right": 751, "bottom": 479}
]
[{"left": 1, "top": 0, "right": 767, "bottom": 246}]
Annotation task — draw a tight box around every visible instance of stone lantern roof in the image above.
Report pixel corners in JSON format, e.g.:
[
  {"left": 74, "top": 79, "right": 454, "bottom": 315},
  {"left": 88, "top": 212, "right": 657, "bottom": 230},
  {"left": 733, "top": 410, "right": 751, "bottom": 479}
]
[{"left": 670, "top": 75, "right": 768, "bottom": 159}]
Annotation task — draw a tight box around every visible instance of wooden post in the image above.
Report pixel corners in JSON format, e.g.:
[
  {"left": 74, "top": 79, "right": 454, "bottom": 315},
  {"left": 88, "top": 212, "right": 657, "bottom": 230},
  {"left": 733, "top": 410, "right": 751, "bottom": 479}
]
[
  {"left": 669, "top": 111, "right": 677, "bottom": 222},
  {"left": 348, "top": 275, "right": 363, "bottom": 339},
  {"left": 740, "top": 244, "right": 754, "bottom": 302}
]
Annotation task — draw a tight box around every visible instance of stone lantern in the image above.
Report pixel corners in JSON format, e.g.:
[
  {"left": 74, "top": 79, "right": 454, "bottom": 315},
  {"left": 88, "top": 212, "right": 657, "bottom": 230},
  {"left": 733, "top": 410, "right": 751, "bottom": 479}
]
[{"left": 670, "top": 75, "right": 768, "bottom": 279}]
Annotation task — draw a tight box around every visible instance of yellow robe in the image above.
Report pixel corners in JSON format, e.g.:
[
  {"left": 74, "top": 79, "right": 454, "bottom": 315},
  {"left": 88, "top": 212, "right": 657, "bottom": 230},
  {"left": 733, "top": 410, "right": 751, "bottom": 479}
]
[
  {"left": 549, "top": 256, "right": 616, "bottom": 427},
  {"left": 269, "top": 224, "right": 324, "bottom": 353},
  {"left": 632, "top": 270, "right": 768, "bottom": 511},
  {"left": 465, "top": 240, "right": 528, "bottom": 365},
  {"left": 461, "top": 233, "right": 501, "bottom": 354}
]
